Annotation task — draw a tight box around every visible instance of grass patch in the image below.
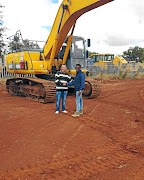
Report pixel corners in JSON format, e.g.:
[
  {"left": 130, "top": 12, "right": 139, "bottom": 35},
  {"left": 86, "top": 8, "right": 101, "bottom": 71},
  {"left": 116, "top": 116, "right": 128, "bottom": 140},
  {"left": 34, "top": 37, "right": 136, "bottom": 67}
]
[
  {"left": 133, "top": 72, "right": 144, "bottom": 79},
  {"left": 92, "top": 72, "right": 144, "bottom": 81},
  {"left": 0, "top": 79, "right": 6, "bottom": 87}
]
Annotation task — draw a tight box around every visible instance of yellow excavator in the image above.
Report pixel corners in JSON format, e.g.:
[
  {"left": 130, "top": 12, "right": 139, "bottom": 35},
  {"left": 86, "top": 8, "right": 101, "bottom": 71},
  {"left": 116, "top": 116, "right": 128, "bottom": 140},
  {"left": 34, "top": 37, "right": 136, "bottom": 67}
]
[
  {"left": 91, "top": 54, "right": 128, "bottom": 72},
  {"left": 91, "top": 53, "right": 114, "bottom": 70},
  {"left": 6, "top": 0, "right": 114, "bottom": 103}
]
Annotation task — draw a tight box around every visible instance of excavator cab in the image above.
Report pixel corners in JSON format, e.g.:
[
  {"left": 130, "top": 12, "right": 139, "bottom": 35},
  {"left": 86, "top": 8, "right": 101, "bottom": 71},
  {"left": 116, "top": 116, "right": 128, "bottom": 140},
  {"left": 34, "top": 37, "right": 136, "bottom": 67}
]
[
  {"left": 58, "top": 36, "right": 87, "bottom": 75},
  {"left": 66, "top": 36, "right": 86, "bottom": 69},
  {"left": 70, "top": 36, "right": 86, "bottom": 69}
]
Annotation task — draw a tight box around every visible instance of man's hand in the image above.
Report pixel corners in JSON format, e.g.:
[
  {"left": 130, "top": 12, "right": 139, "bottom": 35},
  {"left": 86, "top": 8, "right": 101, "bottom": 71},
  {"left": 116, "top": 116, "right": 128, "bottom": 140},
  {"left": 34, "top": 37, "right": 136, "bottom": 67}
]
[
  {"left": 63, "top": 83, "right": 67, "bottom": 86},
  {"left": 79, "top": 91, "right": 82, "bottom": 96}
]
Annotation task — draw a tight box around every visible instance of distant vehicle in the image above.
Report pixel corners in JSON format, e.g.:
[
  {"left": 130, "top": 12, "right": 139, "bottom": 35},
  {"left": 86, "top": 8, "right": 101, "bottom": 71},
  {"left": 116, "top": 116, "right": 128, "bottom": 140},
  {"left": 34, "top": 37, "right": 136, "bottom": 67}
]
[{"left": 90, "top": 54, "right": 127, "bottom": 72}]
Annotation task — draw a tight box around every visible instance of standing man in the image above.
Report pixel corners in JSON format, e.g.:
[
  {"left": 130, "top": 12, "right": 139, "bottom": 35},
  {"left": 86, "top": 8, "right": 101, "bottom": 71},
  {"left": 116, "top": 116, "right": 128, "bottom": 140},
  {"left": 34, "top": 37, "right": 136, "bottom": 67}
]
[
  {"left": 55, "top": 64, "right": 72, "bottom": 114},
  {"left": 66, "top": 64, "right": 85, "bottom": 117}
]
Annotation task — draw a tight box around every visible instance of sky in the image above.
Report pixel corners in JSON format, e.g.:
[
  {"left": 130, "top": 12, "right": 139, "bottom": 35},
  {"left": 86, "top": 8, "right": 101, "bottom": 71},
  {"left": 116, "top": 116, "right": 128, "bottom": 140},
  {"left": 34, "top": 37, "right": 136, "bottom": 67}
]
[{"left": 1, "top": 0, "right": 144, "bottom": 55}]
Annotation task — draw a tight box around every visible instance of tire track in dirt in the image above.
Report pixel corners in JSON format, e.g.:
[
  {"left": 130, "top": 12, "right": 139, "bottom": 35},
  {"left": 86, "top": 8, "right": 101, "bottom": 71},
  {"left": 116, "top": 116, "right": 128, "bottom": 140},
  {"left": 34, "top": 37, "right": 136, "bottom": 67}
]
[
  {"left": 99, "top": 80, "right": 144, "bottom": 110},
  {"left": 78, "top": 112, "right": 131, "bottom": 143},
  {"left": 53, "top": 124, "right": 85, "bottom": 159},
  {"left": 78, "top": 102, "right": 144, "bottom": 156},
  {"left": 97, "top": 98, "right": 144, "bottom": 113},
  {"left": 0, "top": 142, "right": 138, "bottom": 180},
  {"left": 0, "top": 111, "right": 141, "bottom": 180},
  {"left": 125, "top": 159, "right": 144, "bottom": 180}
]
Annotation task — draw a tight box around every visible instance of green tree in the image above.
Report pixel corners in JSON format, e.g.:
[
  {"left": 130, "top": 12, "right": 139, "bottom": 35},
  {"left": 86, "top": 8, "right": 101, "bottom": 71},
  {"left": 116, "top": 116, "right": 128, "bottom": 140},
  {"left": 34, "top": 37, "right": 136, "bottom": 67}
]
[
  {"left": 123, "top": 46, "right": 144, "bottom": 61},
  {"left": 88, "top": 51, "right": 98, "bottom": 57},
  {"left": 140, "top": 52, "right": 144, "bottom": 62},
  {"left": 0, "top": 4, "right": 6, "bottom": 58}
]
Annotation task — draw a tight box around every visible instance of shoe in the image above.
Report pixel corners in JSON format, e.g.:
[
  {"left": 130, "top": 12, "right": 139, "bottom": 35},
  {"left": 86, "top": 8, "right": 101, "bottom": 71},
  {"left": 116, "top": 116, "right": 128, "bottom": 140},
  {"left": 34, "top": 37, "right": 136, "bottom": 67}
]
[
  {"left": 79, "top": 110, "right": 83, "bottom": 115},
  {"left": 55, "top": 111, "right": 59, "bottom": 114},
  {"left": 71, "top": 112, "right": 80, "bottom": 117},
  {"left": 62, "top": 110, "right": 68, "bottom": 114}
]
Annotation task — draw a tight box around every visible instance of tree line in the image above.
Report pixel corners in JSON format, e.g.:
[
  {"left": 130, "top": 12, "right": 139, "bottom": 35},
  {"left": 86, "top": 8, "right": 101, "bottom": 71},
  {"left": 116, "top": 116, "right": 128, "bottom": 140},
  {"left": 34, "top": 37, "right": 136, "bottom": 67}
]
[{"left": 123, "top": 46, "right": 144, "bottom": 62}]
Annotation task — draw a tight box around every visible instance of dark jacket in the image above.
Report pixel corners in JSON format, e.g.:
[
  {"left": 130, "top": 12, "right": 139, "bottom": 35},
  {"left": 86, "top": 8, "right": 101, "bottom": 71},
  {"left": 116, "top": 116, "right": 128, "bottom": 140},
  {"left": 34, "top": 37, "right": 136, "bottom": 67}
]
[
  {"left": 55, "top": 71, "right": 72, "bottom": 91},
  {"left": 67, "top": 70, "right": 85, "bottom": 91}
]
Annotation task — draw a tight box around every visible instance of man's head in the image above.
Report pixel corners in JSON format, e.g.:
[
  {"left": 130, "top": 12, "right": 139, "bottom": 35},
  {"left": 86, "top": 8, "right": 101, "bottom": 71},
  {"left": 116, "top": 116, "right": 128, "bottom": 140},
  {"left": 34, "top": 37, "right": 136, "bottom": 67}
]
[
  {"left": 61, "top": 64, "right": 67, "bottom": 73},
  {"left": 76, "top": 64, "right": 81, "bottom": 72}
]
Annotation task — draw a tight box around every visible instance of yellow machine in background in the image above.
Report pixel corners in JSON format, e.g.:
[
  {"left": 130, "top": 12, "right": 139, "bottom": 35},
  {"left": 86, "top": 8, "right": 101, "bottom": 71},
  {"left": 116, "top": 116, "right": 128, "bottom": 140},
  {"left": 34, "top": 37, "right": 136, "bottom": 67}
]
[
  {"left": 6, "top": 0, "right": 114, "bottom": 103},
  {"left": 90, "top": 53, "right": 144, "bottom": 74},
  {"left": 91, "top": 54, "right": 114, "bottom": 70},
  {"left": 122, "top": 55, "right": 144, "bottom": 72},
  {"left": 113, "top": 55, "right": 127, "bottom": 70},
  {"left": 90, "top": 54, "right": 127, "bottom": 72}
]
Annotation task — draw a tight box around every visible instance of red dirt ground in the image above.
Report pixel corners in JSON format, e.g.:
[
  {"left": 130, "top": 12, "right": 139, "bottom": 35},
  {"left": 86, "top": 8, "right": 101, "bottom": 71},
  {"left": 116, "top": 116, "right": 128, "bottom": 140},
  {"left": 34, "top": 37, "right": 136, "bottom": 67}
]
[{"left": 0, "top": 79, "right": 144, "bottom": 180}]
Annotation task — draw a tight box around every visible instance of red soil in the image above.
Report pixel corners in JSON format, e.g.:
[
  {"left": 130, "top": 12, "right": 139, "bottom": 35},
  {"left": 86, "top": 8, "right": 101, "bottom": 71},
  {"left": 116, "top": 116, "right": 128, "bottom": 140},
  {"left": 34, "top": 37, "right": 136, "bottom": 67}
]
[{"left": 0, "top": 79, "right": 144, "bottom": 180}]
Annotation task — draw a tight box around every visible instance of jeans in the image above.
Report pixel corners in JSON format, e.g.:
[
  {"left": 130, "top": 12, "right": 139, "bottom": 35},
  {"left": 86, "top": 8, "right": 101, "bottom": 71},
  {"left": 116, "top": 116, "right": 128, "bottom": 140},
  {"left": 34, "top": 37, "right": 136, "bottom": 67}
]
[
  {"left": 56, "top": 91, "right": 68, "bottom": 111},
  {"left": 76, "top": 90, "right": 83, "bottom": 113}
]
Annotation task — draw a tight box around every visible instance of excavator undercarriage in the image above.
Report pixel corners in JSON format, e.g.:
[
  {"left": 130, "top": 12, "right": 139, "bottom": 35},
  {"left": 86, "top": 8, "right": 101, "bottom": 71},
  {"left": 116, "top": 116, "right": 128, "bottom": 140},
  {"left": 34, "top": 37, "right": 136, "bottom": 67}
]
[{"left": 6, "top": 78, "right": 101, "bottom": 103}]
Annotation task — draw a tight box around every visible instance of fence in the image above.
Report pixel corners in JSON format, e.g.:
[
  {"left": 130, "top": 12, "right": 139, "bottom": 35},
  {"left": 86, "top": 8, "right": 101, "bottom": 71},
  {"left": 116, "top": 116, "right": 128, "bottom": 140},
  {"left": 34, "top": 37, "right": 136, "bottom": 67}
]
[
  {"left": 1, "top": 58, "right": 144, "bottom": 79},
  {"left": 0, "top": 58, "right": 35, "bottom": 79},
  {"left": 87, "top": 62, "right": 144, "bottom": 78}
]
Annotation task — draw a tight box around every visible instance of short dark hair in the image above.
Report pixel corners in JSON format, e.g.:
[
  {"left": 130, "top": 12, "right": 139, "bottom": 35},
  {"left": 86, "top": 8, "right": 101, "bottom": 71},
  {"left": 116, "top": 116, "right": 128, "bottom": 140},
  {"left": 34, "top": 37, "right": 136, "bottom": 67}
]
[{"left": 76, "top": 64, "right": 81, "bottom": 68}]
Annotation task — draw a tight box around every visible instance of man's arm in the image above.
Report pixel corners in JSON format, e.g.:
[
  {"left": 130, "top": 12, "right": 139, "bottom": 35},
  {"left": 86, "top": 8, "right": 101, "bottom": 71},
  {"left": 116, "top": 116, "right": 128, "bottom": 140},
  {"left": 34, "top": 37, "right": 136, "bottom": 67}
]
[
  {"left": 67, "top": 78, "right": 75, "bottom": 86},
  {"left": 80, "top": 73, "right": 85, "bottom": 90}
]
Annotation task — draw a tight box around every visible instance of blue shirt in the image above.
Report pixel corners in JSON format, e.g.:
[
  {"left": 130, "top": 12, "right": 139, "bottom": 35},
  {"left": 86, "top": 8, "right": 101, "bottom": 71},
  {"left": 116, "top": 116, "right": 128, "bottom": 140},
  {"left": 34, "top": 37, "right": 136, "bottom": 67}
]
[{"left": 67, "top": 70, "right": 85, "bottom": 91}]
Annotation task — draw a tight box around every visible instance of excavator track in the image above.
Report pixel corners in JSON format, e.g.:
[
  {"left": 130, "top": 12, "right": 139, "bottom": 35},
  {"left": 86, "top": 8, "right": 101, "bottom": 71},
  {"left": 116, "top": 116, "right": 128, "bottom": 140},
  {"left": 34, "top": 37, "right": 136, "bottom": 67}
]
[
  {"left": 83, "top": 79, "right": 101, "bottom": 99},
  {"left": 6, "top": 78, "right": 56, "bottom": 103},
  {"left": 6, "top": 78, "right": 100, "bottom": 103}
]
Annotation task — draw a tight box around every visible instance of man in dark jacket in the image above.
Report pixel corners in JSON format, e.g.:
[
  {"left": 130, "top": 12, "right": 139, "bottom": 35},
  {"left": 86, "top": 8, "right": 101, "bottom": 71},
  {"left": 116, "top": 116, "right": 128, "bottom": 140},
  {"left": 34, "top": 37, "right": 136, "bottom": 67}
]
[
  {"left": 66, "top": 64, "right": 85, "bottom": 117},
  {"left": 55, "top": 65, "right": 72, "bottom": 114}
]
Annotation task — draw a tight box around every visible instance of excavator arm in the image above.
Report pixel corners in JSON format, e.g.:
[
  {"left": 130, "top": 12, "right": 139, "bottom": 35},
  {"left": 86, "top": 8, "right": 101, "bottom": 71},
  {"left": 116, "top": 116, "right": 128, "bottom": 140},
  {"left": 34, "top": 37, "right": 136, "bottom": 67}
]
[{"left": 44, "top": 0, "right": 114, "bottom": 70}]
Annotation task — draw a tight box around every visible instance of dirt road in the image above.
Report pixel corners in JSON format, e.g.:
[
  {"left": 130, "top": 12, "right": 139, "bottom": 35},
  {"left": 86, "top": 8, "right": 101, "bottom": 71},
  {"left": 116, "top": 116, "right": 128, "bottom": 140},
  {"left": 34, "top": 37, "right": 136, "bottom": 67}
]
[{"left": 0, "top": 79, "right": 144, "bottom": 180}]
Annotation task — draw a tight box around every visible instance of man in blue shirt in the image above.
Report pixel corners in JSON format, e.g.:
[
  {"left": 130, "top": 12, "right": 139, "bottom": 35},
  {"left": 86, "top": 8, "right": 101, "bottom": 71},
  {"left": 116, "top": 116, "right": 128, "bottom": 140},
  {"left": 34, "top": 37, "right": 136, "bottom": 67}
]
[{"left": 65, "top": 64, "right": 85, "bottom": 117}]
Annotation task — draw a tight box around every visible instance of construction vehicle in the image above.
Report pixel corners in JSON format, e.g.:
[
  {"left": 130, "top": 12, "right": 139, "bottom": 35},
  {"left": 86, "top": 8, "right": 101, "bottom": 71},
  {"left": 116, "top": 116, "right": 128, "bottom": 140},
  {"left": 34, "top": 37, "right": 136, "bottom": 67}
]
[
  {"left": 113, "top": 55, "right": 127, "bottom": 70},
  {"left": 122, "top": 55, "right": 144, "bottom": 73},
  {"left": 6, "top": 0, "right": 114, "bottom": 103},
  {"left": 90, "top": 54, "right": 127, "bottom": 72},
  {"left": 91, "top": 53, "right": 114, "bottom": 70}
]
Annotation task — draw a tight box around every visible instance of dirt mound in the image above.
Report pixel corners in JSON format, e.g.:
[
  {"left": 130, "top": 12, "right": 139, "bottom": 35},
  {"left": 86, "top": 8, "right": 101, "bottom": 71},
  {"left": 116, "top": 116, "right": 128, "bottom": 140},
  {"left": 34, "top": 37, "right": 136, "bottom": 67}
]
[{"left": 0, "top": 79, "right": 144, "bottom": 180}]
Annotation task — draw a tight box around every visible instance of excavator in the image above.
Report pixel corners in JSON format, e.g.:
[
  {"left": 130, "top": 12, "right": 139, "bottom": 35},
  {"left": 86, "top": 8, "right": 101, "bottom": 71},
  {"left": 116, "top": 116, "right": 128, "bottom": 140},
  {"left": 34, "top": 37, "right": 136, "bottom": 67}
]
[
  {"left": 90, "top": 53, "right": 128, "bottom": 72},
  {"left": 6, "top": 0, "right": 114, "bottom": 103}
]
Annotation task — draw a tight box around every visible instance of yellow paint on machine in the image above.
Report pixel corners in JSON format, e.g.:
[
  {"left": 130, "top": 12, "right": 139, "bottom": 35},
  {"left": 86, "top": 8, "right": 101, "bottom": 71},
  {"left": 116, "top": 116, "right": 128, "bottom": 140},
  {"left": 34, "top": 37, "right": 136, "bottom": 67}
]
[
  {"left": 6, "top": 51, "right": 48, "bottom": 74},
  {"left": 6, "top": 51, "right": 86, "bottom": 75}
]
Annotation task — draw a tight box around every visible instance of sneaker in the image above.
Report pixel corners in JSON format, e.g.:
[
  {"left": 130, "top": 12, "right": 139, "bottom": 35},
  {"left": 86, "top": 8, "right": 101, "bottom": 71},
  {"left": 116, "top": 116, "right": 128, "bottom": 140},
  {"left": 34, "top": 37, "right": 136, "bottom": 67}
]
[
  {"left": 55, "top": 111, "right": 59, "bottom": 114},
  {"left": 79, "top": 110, "right": 83, "bottom": 115},
  {"left": 62, "top": 110, "right": 68, "bottom": 114},
  {"left": 71, "top": 112, "right": 80, "bottom": 117}
]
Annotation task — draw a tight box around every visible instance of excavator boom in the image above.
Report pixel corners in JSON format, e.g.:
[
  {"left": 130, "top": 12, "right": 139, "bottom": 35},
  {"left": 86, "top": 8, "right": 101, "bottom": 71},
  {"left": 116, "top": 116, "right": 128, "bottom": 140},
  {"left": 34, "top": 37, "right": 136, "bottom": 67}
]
[{"left": 44, "top": 0, "right": 114, "bottom": 60}]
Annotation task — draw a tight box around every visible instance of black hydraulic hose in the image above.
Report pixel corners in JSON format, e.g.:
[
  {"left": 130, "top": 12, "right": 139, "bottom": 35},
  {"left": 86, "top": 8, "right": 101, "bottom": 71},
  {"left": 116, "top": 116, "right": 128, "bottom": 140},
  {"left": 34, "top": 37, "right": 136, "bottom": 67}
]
[{"left": 57, "top": 4, "right": 68, "bottom": 34}]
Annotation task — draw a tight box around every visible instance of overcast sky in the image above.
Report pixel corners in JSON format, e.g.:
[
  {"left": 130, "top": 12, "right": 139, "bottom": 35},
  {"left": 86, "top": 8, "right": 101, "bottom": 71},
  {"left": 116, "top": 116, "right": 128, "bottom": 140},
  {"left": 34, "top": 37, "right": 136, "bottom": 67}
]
[{"left": 1, "top": 0, "right": 144, "bottom": 55}]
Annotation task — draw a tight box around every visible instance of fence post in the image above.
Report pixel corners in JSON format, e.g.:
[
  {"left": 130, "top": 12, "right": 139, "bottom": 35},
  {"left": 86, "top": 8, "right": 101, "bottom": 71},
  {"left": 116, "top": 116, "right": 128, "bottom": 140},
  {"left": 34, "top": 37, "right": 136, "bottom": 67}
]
[
  {"left": 0, "top": 58, "right": 1, "bottom": 78},
  {"left": 131, "top": 63, "right": 133, "bottom": 78},
  {"left": 117, "top": 62, "right": 120, "bottom": 76}
]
